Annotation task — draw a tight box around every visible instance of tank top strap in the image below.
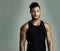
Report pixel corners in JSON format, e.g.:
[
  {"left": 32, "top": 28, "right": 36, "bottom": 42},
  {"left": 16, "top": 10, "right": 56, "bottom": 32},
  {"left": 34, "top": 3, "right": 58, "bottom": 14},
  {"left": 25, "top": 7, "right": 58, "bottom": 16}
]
[
  {"left": 41, "top": 20, "right": 44, "bottom": 25},
  {"left": 28, "top": 20, "right": 32, "bottom": 27},
  {"left": 41, "top": 20, "right": 45, "bottom": 27}
]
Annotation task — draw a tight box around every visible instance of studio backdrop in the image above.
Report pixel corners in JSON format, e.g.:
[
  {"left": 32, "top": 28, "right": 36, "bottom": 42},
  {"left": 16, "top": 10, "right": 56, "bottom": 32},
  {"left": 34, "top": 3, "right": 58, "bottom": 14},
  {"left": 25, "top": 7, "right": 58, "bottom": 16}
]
[{"left": 0, "top": 0, "right": 60, "bottom": 51}]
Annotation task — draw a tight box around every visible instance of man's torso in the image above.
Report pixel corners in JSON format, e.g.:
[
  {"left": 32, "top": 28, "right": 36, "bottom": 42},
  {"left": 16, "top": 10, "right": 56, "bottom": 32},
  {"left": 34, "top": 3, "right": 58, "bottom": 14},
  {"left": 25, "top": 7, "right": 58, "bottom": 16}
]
[{"left": 26, "top": 20, "right": 47, "bottom": 51}]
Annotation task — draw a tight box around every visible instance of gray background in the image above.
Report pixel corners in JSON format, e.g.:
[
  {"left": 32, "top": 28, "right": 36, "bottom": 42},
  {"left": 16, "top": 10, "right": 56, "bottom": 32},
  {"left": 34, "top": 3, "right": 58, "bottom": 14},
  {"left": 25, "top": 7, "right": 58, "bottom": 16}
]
[{"left": 0, "top": 0, "right": 60, "bottom": 51}]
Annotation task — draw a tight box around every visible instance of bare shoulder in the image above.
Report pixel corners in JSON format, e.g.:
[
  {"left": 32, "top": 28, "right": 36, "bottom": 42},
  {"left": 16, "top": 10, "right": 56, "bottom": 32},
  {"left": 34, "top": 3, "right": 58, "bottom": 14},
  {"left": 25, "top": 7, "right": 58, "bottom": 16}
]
[
  {"left": 20, "top": 22, "right": 29, "bottom": 32},
  {"left": 44, "top": 21, "right": 51, "bottom": 31}
]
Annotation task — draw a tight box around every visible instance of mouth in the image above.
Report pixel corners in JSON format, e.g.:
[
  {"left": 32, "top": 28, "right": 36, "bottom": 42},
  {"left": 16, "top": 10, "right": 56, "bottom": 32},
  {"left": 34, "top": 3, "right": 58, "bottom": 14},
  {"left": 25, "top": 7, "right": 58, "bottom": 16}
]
[{"left": 34, "top": 16, "right": 38, "bottom": 18}]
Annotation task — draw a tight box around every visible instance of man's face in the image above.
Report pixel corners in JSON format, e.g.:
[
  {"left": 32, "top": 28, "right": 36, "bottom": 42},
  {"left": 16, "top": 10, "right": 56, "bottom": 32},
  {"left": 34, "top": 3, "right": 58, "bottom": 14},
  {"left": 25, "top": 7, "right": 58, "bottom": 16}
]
[{"left": 30, "top": 6, "right": 41, "bottom": 20}]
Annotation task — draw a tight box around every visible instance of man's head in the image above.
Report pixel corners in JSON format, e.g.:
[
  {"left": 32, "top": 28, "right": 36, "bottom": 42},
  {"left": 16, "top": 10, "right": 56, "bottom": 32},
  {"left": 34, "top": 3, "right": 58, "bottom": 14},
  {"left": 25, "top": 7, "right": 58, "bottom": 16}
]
[{"left": 29, "top": 2, "right": 41, "bottom": 20}]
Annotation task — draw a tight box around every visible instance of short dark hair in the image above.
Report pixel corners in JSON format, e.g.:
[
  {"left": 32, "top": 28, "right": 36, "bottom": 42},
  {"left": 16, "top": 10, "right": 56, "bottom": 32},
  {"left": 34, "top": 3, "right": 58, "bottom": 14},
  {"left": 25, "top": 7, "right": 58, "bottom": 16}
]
[{"left": 29, "top": 2, "right": 40, "bottom": 10}]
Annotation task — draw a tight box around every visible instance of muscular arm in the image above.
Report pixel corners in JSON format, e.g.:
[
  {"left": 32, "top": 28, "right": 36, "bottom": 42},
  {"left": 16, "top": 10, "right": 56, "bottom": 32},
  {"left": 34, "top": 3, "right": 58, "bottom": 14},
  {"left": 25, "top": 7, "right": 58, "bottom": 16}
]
[
  {"left": 19, "top": 23, "right": 28, "bottom": 51},
  {"left": 44, "top": 22, "right": 54, "bottom": 51}
]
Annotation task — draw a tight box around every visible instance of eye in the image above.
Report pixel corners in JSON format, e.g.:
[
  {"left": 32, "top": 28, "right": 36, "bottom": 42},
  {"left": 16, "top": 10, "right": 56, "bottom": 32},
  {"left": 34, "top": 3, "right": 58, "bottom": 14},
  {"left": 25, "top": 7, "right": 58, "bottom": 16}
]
[{"left": 37, "top": 10, "right": 39, "bottom": 12}]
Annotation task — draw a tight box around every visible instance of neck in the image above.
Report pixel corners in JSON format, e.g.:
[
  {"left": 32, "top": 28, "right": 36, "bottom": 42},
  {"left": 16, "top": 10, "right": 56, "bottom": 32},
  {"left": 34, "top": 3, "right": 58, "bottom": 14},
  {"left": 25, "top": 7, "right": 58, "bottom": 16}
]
[
  {"left": 31, "top": 19, "right": 41, "bottom": 26},
  {"left": 31, "top": 19, "right": 40, "bottom": 23}
]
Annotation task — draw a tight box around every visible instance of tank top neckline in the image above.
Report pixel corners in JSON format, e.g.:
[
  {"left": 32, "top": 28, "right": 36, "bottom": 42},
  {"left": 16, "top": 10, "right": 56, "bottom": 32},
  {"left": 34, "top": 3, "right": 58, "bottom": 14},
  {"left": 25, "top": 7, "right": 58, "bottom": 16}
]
[{"left": 29, "top": 20, "right": 42, "bottom": 27}]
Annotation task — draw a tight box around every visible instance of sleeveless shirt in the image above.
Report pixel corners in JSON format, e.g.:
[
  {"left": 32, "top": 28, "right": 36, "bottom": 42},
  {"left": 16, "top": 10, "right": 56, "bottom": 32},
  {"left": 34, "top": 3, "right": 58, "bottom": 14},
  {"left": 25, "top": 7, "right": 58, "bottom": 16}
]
[{"left": 26, "top": 20, "right": 47, "bottom": 51}]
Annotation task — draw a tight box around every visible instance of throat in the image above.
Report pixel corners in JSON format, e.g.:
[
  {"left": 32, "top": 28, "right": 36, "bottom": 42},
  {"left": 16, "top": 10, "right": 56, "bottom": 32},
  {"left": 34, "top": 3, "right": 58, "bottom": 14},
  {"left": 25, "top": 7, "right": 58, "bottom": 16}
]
[{"left": 31, "top": 19, "right": 41, "bottom": 26}]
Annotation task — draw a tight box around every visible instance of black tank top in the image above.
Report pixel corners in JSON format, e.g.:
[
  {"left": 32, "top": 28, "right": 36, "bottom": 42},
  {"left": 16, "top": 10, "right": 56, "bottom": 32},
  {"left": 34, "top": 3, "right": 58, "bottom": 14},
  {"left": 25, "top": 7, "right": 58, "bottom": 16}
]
[{"left": 26, "top": 20, "right": 47, "bottom": 51}]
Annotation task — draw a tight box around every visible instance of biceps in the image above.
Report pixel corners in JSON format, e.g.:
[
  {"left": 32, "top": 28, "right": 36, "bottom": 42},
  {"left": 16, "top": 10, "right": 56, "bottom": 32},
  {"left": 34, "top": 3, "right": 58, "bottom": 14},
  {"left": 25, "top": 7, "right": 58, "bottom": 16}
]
[
  {"left": 46, "top": 31, "right": 52, "bottom": 43},
  {"left": 20, "top": 32, "right": 26, "bottom": 43}
]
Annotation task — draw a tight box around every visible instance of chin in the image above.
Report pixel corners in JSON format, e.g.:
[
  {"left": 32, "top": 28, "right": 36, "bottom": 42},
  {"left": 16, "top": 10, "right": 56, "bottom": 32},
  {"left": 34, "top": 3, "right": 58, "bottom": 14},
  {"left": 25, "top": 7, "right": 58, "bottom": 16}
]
[
  {"left": 34, "top": 18, "right": 39, "bottom": 20},
  {"left": 32, "top": 16, "right": 40, "bottom": 20},
  {"left": 35, "top": 17, "right": 39, "bottom": 19}
]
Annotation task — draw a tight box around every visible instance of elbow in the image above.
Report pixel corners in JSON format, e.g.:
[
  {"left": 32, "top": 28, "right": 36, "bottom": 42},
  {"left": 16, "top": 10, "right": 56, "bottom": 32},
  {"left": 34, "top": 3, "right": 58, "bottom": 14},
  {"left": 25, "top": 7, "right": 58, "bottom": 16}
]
[
  {"left": 20, "top": 41, "right": 25, "bottom": 47},
  {"left": 48, "top": 40, "right": 52, "bottom": 46}
]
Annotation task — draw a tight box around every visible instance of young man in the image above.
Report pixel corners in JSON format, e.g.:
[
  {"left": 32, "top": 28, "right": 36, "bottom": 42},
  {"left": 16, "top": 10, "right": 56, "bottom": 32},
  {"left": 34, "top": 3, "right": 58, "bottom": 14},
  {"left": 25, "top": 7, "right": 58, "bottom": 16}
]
[{"left": 20, "top": 2, "right": 54, "bottom": 51}]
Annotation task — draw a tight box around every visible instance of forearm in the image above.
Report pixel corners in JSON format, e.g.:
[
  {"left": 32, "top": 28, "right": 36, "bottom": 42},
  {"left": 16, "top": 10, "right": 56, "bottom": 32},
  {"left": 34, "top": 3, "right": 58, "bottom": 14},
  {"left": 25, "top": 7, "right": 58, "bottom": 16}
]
[
  {"left": 48, "top": 42, "right": 54, "bottom": 51},
  {"left": 20, "top": 43, "right": 25, "bottom": 51}
]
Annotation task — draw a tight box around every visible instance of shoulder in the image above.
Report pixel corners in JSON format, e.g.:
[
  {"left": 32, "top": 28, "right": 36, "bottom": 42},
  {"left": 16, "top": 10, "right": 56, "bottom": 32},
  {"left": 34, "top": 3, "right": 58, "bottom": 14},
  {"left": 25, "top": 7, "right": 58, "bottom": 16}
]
[
  {"left": 43, "top": 21, "right": 51, "bottom": 31},
  {"left": 20, "top": 22, "right": 29, "bottom": 32}
]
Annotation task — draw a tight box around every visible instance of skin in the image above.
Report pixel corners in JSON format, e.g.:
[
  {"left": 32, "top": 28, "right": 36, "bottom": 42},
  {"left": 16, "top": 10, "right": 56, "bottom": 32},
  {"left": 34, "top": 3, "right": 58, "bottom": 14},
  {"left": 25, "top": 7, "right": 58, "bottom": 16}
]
[{"left": 19, "top": 6, "right": 54, "bottom": 51}]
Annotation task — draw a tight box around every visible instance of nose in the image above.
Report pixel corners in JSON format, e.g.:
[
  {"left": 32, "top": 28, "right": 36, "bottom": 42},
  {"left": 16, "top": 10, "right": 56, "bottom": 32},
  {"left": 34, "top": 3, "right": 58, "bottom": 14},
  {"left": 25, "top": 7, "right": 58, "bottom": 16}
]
[{"left": 35, "top": 12, "right": 37, "bottom": 15}]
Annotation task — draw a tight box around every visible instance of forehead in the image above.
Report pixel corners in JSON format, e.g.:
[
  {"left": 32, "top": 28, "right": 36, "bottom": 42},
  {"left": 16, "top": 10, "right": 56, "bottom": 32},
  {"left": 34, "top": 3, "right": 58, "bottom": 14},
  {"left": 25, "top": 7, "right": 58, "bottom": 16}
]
[{"left": 31, "top": 6, "right": 40, "bottom": 11}]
